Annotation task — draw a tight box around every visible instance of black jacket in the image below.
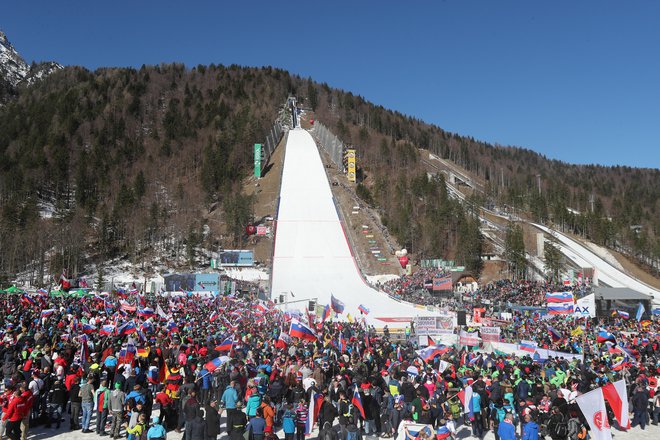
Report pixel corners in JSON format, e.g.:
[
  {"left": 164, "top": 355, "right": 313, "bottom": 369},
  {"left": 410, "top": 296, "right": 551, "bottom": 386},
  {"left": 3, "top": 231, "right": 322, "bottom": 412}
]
[{"left": 204, "top": 405, "right": 220, "bottom": 437}]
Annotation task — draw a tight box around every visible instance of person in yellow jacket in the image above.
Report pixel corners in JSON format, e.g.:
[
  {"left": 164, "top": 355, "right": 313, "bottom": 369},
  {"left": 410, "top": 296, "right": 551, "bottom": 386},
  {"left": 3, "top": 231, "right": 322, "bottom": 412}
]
[{"left": 126, "top": 413, "right": 147, "bottom": 440}]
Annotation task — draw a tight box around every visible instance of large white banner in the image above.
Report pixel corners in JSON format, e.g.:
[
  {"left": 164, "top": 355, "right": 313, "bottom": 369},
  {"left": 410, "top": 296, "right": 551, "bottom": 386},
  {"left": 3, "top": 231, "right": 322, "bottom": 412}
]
[
  {"left": 576, "top": 388, "right": 612, "bottom": 440},
  {"left": 459, "top": 330, "right": 480, "bottom": 346},
  {"left": 573, "top": 294, "right": 596, "bottom": 318},
  {"left": 480, "top": 326, "right": 501, "bottom": 342}
]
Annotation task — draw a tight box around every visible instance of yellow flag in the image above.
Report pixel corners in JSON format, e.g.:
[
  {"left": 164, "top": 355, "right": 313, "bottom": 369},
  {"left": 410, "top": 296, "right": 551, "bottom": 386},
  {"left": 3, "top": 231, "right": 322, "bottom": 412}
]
[
  {"left": 347, "top": 313, "right": 354, "bottom": 323},
  {"left": 571, "top": 326, "right": 583, "bottom": 336}
]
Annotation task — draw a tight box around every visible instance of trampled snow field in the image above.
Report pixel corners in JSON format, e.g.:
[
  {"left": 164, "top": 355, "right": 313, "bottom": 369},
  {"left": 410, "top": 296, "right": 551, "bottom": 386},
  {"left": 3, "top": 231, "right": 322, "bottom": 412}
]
[{"left": 270, "top": 129, "right": 433, "bottom": 327}]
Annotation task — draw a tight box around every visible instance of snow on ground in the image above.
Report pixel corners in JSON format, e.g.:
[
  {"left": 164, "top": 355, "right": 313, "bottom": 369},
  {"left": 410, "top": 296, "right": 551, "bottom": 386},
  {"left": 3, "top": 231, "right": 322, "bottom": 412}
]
[
  {"left": 533, "top": 223, "right": 660, "bottom": 304},
  {"left": 366, "top": 274, "right": 400, "bottom": 285},
  {"left": 23, "top": 405, "right": 660, "bottom": 440},
  {"left": 270, "top": 129, "right": 435, "bottom": 327},
  {"left": 223, "top": 267, "right": 270, "bottom": 282},
  {"left": 582, "top": 241, "right": 625, "bottom": 271}
]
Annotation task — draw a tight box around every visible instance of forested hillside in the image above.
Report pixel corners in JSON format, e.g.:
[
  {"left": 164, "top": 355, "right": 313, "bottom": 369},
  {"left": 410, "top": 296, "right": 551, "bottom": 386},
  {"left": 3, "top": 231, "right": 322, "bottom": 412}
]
[
  {"left": 0, "top": 64, "right": 657, "bottom": 285},
  {"left": 304, "top": 80, "right": 659, "bottom": 273},
  {"left": 0, "top": 64, "right": 296, "bottom": 282}
]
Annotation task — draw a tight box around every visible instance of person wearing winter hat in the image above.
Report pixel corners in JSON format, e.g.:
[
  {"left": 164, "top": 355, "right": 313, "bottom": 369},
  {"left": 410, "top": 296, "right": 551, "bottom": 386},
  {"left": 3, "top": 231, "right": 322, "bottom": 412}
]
[{"left": 146, "top": 416, "right": 167, "bottom": 440}]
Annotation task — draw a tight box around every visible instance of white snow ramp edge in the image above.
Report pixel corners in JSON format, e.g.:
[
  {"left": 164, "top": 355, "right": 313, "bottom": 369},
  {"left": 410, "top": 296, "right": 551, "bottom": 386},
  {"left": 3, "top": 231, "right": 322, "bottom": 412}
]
[{"left": 270, "top": 129, "right": 433, "bottom": 327}]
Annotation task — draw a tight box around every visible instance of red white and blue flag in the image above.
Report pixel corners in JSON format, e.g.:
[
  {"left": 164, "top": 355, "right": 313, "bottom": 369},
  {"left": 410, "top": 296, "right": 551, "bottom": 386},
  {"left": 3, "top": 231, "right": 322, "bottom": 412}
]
[
  {"left": 597, "top": 330, "right": 616, "bottom": 344},
  {"left": 416, "top": 345, "right": 449, "bottom": 363},
  {"left": 99, "top": 324, "right": 116, "bottom": 336},
  {"left": 117, "top": 320, "right": 137, "bottom": 336},
  {"left": 137, "top": 307, "right": 155, "bottom": 318},
  {"left": 548, "top": 326, "right": 563, "bottom": 342},
  {"left": 351, "top": 385, "right": 366, "bottom": 418},
  {"left": 289, "top": 319, "right": 318, "bottom": 341},
  {"left": 82, "top": 324, "right": 96, "bottom": 334},
  {"left": 204, "top": 356, "right": 229, "bottom": 373},
  {"left": 321, "top": 305, "right": 331, "bottom": 322},
  {"left": 41, "top": 309, "right": 56, "bottom": 318},
  {"left": 214, "top": 337, "right": 233, "bottom": 352},
  {"left": 358, "top": 304, "right": 370, "bottom": 315},
  {"left": 330, "top": 294, "right": 345, "bottom": 314}
]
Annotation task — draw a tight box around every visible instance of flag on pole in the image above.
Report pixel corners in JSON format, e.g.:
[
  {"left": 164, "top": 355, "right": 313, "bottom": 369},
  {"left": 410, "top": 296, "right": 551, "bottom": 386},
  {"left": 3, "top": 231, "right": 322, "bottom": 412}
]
[
  {"left": 214, "top": 337, "right": 233, "bottom": 352},
  {"left": 457, "top": 386, "right": 474, "bottom": 420},
  {"left": 204, "top": 356, "right": 230, "bottom": 373},
  {"left": 596, "top": 330, "right": 616, "bottom": 343},
  {"left": 351, "top": 385, "right": 365, "bottom": 419},
  {"left": 321, "top": 305, "right": 331, "bottom": 322},
  {"left": 635, "top": 303, "right": 645, "bottom": 322},
  {"left": 616, "top": 310, "right": 629, "bottom": 319},
  {"left": 288, "top": 319, "right": 318, "bottom": 341},
  {"left": 358, "top": 304, "right": 370, "bottom": 315},
  {"left": 601, "top": 380, "right": 630, "bottom": 429},
  {"left": 330, "top": 294, "right": 345, "bottom": 314},
  {"left": 548, "top": 326, "right": 562, "bottom": 342},
  {"left": 576, "top": 388, "right": 612, "bottom": 440}
]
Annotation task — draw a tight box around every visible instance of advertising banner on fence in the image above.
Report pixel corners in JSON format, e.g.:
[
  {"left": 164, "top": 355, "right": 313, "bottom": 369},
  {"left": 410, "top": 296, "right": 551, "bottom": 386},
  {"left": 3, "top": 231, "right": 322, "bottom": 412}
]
[
  {"left": 346, "top": 149, "right": 356, "bottom": 182},
  {"left": 480, "top": 326, "right": 501, "bottom": 342},
  {"left": 415, "top": 317, "right": 438, "bottom": 336},
  {"left": 219, "top": 250, "right": 254, "bottom": 267},
  {"left": 459, "top": 330, "right": 480, "bottom": 346},
  {"left": 254, "top": 143, "right": 262, "bottom": 178},
  {"left": 574, "top": 294, "right": 596, "bottom": 318},
  {"left": 433, "top": 276, "right": 452, "bottom": 291}
]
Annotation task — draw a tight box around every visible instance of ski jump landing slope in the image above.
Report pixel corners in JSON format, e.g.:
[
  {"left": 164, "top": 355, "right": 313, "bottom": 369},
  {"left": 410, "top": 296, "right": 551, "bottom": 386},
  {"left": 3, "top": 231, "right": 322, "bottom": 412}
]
[
  {"left": 533, "top": 223, "right": 660, "bottom": 305},
  {"left": 271, "top": 129, "right": 433, "bottom": 327}
]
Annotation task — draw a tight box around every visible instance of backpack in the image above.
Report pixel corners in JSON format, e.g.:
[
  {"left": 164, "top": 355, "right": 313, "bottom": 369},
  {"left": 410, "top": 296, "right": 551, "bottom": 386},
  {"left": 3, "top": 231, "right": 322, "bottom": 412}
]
[
  {"left": 553, "top": 415, "right": 568, "bottom": 438},
  {"left": 282, "top": 411, "right": 295, "bottom": 433},
  {"left": 346, "top": 428, "right": 359, "bottom": 440},
  {"left": 496, "top": 407, "right": 506, "bottom": 423}
]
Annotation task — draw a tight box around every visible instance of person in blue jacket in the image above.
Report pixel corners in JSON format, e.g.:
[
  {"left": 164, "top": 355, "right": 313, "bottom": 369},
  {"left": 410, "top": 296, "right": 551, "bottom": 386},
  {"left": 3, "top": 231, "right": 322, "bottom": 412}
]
[
  {"left": 147, "top": 415, "right": 167, "bottom": 440},
  {"left": 498, "top": 413, "right": 516, "bottom": 440},
  {"left": 221, "top": 380, "right": 239, "bottom": 425},
  {"left": 522, "top": 414, "right": 539, "bottom": 440}
]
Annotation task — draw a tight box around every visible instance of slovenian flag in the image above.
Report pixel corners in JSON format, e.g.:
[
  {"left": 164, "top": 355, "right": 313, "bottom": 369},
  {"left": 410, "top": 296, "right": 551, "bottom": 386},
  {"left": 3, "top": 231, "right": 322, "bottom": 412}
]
[
  {"left": 545, "top": 292, "right": 574, "bottom": 303},
  {"left": 436, "top": 426, "right": 451, "bottom": 440},
  {"left": 99, "top": 324, "right": 116, "bottom": 336},
  {"left": 321, "top": 305, "right": 331, "bottom": 322},
  {"left": 547, "top": 302, "right": 574, "bottom": 314},
  {"left": 358, "top": 304, "right": 370, "bottom": 315},
  {"left": 214, "top": 337, "right": 233, "bottom": 352},
  {"left": 166, "top": 321, "right": 179, "bottom": 334},
  {"left": 338, "top": 333, "right": 345, "bottom": 353},
  {"left": 351, "top": 385, "right": 366, "bottom": 418},
  {"left": 330, "top": 294, "right": 345, "bottom": 314},
  {"left": 289, "top": 319, "right": 318, "bottom": 341},
  {"left": 597, "top": 330, "right": 616, "bottom": 343},
  {"left": 117, "top": 320, "right": 137, "bottom": 336},
  {"left": 548, "top": 326, "right": 562, "bottom": 342},
  {"left": 82, "top": 323, "right": 97, "bottom": 334},
  {"left": 204, "top": 356, "right": 229, "bottom": 373},
  {"left": 41, "top": 309, "right": 56, "bottom": 318},
  {"left": 616, "top": 310, "right": 629, "bottom": 319},
  {"left": 416, "top": 345, "right": 449, "bottom": 363},
  {"left": 209, "top": 311, "right": 219, "bottom": 322},
  {"left": 137, "top": 307, "right": 155, "bottom": 318},
  {"left": 519, "top": 340, "right": 537, "bottom": 352}
]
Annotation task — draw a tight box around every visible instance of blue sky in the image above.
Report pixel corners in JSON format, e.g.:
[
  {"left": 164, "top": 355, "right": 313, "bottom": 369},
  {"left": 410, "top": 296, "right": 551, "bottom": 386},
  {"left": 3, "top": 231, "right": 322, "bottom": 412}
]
[{"left": 4, "top": 1, "right": 659, "bottom": 168}]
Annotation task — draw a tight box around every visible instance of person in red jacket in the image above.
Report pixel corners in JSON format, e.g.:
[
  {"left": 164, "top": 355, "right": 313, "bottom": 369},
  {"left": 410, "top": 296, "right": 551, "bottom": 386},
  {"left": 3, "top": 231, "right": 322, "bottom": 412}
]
[
  {"left": 2, "top": 390, "right": 25, "bottom": 440},
  {"left": 19, "top": 390, "right": 33, "bottom": 440}
]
